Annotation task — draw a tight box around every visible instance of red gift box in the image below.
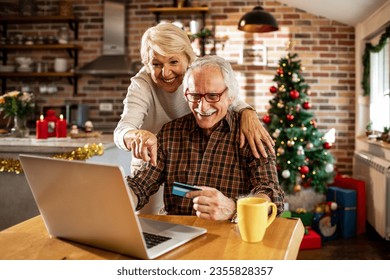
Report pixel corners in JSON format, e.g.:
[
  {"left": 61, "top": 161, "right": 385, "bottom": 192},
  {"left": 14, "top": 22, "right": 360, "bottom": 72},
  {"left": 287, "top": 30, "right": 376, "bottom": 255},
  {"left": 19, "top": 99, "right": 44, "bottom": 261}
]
[
  {"left": 332, "top": 174, "right": 366, "bottom": 235},
  {"left": 300, "top": 228, "right": 321, "bottom": 250}
]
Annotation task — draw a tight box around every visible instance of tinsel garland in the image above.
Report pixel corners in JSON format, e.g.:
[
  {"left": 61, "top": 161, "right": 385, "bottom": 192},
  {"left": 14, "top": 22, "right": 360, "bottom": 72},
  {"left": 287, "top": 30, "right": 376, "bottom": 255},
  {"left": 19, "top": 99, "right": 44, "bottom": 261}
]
[
  {"left": 0, "top": 143, "right": 104, "bottom": 174},
  {"left": 362, "top": 26, "right": 390, "bottom": 96}
]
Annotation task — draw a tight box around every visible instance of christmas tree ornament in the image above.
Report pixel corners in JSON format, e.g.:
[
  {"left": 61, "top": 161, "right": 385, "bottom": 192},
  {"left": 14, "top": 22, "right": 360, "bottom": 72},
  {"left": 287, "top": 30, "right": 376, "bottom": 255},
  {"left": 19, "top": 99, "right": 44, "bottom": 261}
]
[
  {"left": 269, "top": 86, "right": 277, "bottom": 93},
  {"left": 297, "top": 145, "right": 304, "bottom": 156},
  {"left": 325, "top": 163, "right": 334, "bottom": 173},
  {"left": 277, "top": 68, "right": 284, "bottom": 75},
  {"left": 292, "top": 73, "right": 300, "bottom": 82},
  {"left": 277, "top": 101, "right": 284, "bottom": 108},
  {"left": 303, "top": 101, "right": 311, "bottom": 109},
  {"left": 286, "top": 114, "right": 294, "bottom": 121},
  {"left": 272, "top": 129, "right": 281, "bottom": 138},
  {"left": 301, "top": 125, "right": 307, "bottom": 131},
  {"left": 279, "top": 85, "right": 286, "bottom": 92},
  {"left": 277, "top": 147, "right": 285, "bottom": 155},
  {"left": 262, "top": 114, "right": 271, "bottom": 124},
  {"left": 300, "top": 165, "right": 310, "bottom": 174},
  {"left": 289, "top": 89, "right": 300, "bottom": 99},
  {"left": 305, "top": 142, "right": 314, "bottom": 150},
  {"left": 323, "top": 142, "right": 332, "bottom": 149},
  {"left": 293, "top": 184, "right": 301, "bottom": 193},
  {"left": 295, "top": 104, "right": 301, "bottom": 112},
  {"left": 287, "top": 139, "right": 295, "bottom": 147},
  {"left": 281, "top": 169, "right": 290, "bottom": 178}
]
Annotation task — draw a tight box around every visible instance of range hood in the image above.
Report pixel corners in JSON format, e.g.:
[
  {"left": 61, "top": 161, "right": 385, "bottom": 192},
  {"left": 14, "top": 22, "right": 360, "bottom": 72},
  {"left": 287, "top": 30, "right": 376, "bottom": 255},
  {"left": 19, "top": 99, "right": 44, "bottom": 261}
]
[{"left": 76, "top": 0, "right": 132, "bottom": 75}]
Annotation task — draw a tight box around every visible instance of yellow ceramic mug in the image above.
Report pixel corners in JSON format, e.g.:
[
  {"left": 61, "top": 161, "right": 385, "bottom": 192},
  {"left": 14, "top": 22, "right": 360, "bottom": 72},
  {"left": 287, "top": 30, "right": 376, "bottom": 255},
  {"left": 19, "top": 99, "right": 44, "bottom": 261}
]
[{"left": 237, "top": 197, "right": 277, "bottom": 243}]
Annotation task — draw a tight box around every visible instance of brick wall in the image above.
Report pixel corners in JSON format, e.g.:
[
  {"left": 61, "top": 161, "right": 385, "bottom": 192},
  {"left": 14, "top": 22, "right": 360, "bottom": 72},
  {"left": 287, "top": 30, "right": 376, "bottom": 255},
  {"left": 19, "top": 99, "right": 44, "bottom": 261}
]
[{"left": 1, "top": 0, "right": 355, "bottom": 174}]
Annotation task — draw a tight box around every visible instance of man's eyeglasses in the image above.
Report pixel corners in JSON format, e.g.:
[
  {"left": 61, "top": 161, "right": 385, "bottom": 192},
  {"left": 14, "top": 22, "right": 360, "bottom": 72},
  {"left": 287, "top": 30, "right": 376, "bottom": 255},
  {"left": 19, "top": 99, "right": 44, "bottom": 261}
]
[{"left": 185, "top": 88, "right": 227, "bottom": 103}]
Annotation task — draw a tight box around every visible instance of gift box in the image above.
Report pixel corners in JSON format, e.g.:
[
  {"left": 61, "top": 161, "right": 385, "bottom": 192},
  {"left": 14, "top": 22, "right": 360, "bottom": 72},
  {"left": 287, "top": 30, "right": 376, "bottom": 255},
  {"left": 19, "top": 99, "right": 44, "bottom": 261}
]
[
  {"left": 327, "top": 186, "right": 357, "bottom": 239},
  {"left": 299, "top": 227, "right": 322, "bottom": 250},
  {"left": 332, "top": 174, "right": 366, "bottom": 234},
  {"left": 291, "top": 211, "right": 313, "bottom": 226}
]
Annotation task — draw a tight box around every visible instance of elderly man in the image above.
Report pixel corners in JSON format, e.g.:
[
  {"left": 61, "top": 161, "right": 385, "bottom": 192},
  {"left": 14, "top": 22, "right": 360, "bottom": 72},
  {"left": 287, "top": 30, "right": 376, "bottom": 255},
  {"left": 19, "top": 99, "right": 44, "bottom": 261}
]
[{"left": 127, "top": 55, "right": 284, "bottom": 221}]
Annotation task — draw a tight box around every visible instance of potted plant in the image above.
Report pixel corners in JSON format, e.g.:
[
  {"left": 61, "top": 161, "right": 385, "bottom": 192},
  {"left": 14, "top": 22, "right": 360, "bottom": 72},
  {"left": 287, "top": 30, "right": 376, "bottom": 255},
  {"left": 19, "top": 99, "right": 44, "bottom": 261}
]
[
  {"left": 381, "top": 126, "right": 389, "bottom": 142},
  {"left": 365, "top": 121, "right": 373, "bottom": 136}
]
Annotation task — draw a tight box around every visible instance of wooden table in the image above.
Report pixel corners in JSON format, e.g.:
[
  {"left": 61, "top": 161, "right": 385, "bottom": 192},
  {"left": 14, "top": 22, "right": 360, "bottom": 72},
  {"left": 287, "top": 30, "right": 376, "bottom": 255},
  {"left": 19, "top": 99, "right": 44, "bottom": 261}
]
[{"left": 0, "top": 215, "right": 304, "bottom": 260}]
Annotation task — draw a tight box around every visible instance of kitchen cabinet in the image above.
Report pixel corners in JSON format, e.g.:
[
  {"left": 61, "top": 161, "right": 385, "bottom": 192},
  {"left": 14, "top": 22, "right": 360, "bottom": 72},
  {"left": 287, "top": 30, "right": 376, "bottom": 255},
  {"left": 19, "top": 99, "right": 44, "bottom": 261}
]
[
  {"left": 148, "top": 6, "right": 209, "bottom": 56},
  {"left": 0, "top": 15, "right": 81, "bottom": 95}
]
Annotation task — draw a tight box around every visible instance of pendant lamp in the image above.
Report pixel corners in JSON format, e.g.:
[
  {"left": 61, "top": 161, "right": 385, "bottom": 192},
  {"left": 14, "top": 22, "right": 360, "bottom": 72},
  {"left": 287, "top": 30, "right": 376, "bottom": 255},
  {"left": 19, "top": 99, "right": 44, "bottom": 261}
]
[{"left": 238, "top": 1, "right": 279, "bottom": 33}]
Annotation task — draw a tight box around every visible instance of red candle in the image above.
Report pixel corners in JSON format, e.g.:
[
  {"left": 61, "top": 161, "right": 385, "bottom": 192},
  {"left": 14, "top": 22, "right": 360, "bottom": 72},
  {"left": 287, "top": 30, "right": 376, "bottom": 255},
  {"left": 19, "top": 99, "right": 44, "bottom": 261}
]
[
  {"left": 56, "top": 114, "right": 67, "bottom": 138},
  {"left": 36, "top": 115, "right": 48, "bottom": 139}
]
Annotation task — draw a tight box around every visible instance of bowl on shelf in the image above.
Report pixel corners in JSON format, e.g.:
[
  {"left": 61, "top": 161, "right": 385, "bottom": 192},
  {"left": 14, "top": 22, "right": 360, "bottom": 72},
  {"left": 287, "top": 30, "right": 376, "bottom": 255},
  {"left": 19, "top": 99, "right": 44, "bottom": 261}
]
[{"left": 15, "top": 57, "right": 33, "bottom": 68}]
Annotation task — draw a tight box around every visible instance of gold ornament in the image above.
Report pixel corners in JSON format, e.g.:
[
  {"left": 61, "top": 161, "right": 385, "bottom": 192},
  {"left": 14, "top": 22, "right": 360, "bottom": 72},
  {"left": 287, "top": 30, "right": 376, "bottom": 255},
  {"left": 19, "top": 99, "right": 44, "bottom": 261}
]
[
  {"left": 277, "top": 147, "right": 285, "bottom": 155},
  {"left": 0, "top": 143, "right": 104, "bottom": 174},
  {"left": 0, "top": 158, "right": 23, "bottom": 174},
  {"left": 53, "top": 143, "right": 104, "bottom": 161},
  {"left": 287, "top": 139, "right": 295, "bottom": 147},
  {"left": 293, "top": 184, "right": 302, "bottom": 192}
]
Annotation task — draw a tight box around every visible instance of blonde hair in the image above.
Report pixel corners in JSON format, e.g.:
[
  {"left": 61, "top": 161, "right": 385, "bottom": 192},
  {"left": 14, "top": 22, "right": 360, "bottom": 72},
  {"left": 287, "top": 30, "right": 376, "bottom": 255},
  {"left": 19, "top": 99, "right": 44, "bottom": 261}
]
[{"left": 140, "top": 23, "right": 196, "bottom": 72}]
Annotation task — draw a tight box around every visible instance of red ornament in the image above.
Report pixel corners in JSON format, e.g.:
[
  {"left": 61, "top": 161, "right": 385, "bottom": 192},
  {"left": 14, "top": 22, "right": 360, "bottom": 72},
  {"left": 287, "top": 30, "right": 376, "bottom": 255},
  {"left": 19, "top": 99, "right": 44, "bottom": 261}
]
[
  {"left": 303, "top": 101, "right": 311, "bottom": 109},
  {"left": 269, "top": 86, "right": 277, "bottom": 93},
  {"left": 277, "top": 68, "right": 284, "bottom": 75},
  {"left": 262, "top": 115, "right": 271, "bottom": 124},
  {"left": 289, "top": 89, "right": 300, "bottom": 99},
  {"left": 300, "top": 165, "right": 309, "bottom": 174},
  {"left": 323, "top": 142, "right": 332, "bottom": 149},
  {"left": 286, "top": 114, "right": 294, "bottom": 121}
]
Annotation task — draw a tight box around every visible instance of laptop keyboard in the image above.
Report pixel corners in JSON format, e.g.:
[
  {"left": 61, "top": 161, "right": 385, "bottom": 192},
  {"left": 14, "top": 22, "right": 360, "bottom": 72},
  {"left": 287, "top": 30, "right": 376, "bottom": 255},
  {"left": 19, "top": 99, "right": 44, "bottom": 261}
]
[{"left": 143, "top": 232, "right": 172, "bottom": 249}]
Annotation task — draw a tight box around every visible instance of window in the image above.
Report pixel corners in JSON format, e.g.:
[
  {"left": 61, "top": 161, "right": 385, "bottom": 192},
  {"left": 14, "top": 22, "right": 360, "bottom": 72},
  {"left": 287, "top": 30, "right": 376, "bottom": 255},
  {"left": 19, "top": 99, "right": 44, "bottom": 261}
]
[{"left": 370, "top": 38, "right": 390, "bottom": 132}]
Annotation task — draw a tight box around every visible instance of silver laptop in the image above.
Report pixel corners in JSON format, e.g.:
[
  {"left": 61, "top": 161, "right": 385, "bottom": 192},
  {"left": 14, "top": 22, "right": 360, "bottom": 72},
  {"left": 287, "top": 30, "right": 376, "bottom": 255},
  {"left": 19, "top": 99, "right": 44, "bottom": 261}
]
[{"left": 19, "top": 154, "right": 206, "bottom": 259}]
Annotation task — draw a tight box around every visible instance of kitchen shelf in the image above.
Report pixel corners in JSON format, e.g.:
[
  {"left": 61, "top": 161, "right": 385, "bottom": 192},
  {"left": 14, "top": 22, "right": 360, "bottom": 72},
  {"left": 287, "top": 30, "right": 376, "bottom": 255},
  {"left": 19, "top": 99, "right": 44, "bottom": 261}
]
[
  {"left": 0, "top": 44, "right": 82, "bottom": 50},
  {"left": 148, "top": 6, "right": 209, "bottom": 56},
  {"left": 0, "top": 16, "right": 79, "bottom": 39},
  {"left": 0, "top": 72, "right": 77, "bottom": 77},
  {"left": 0, "top": 71, "right": 79, "bottom": 96},
  {"left": 0, "top": 16, "right": 80, "bottom": 95}
]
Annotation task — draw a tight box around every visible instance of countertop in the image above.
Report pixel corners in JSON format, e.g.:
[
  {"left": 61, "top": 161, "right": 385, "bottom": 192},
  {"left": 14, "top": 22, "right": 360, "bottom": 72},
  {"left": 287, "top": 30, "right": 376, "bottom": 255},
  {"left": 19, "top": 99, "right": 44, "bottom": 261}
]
[{"left": 0, "top": 134, "right": 115, "bottom": 154}]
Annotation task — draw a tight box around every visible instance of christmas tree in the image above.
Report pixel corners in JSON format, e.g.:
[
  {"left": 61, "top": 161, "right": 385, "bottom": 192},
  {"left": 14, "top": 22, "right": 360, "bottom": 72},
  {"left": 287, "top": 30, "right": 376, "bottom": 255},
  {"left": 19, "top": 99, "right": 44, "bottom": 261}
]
[{"left": 262, "top": 53, "right": 335, "bottom": 194}]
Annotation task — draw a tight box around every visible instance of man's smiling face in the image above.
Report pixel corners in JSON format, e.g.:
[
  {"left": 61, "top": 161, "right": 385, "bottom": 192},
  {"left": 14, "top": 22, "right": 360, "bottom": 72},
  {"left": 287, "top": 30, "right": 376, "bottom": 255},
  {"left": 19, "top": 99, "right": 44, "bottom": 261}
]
[{"left": 186, "top": 65, "right": 232, "bottom": 135}]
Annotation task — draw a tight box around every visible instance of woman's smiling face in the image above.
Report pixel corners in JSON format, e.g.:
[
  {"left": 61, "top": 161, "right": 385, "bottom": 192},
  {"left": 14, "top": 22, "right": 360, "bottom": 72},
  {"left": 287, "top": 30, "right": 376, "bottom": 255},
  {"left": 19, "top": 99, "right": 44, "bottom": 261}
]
[{"left": 149, "top": 52, "right": 189, "bottom": 93}]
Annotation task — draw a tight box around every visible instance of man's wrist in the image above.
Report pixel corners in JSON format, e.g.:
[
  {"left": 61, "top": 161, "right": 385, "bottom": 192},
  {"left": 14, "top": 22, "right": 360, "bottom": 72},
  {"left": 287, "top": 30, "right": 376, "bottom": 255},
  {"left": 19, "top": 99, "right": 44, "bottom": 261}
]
[{"left": 229, "top": 197, "right": 238, "bottom": 223}]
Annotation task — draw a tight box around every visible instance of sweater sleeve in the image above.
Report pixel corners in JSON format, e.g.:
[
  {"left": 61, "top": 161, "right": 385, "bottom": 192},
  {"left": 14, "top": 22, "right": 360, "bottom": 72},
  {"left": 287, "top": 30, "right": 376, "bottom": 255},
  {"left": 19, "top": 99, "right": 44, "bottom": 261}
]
[
  {"left": 114, "top": 69, "right": 154, "bottom": 150},
  {"left": 230, "top": 98, "right": 254, "bottom": 113}
]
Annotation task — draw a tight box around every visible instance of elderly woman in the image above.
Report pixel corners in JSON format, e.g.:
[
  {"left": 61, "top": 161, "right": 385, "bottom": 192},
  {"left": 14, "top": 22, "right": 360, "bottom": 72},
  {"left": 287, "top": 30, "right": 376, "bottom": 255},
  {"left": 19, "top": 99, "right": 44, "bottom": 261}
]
[{"left": 114, "top": 23, "right": 274, "bottom": 169}]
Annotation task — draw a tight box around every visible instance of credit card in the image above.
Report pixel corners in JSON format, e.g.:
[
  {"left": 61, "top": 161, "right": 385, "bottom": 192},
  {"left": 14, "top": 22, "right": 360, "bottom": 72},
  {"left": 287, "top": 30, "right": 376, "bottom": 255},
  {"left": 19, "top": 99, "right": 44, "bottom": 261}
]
[{"left": 172, "top": 182, "right": 202, "bottom": 197}]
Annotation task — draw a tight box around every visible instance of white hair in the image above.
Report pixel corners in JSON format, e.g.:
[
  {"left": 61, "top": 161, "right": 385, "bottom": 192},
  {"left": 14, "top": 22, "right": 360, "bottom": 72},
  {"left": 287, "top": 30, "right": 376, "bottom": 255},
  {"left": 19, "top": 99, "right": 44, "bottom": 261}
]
[{"left": 183, "top": 55, "right": 240, "bottom": 101}]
